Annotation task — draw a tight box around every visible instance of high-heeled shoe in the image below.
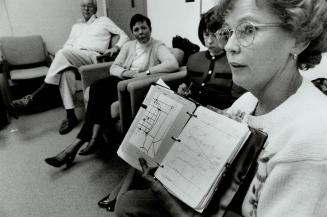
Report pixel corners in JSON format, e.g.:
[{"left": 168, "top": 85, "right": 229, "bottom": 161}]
[
  {"left": 45, "top": 149, "right": 78, "bottom": 167},
  {"left": 79, "top": 137, "right": 103, "bottom": 156},
  {"left": 98, "top": 193, "right": 116, "bottom": 212}
]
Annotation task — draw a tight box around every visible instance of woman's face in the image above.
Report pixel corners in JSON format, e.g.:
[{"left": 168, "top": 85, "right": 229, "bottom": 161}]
[
  {"left": 132, "top": 21, "right": 151, "bottom": 44},
  {"left": 223, "top": 0, "right": 296, "bottom": 92},
  {"left": 203, "top": 30, "right": 221, "bottom": 54}
]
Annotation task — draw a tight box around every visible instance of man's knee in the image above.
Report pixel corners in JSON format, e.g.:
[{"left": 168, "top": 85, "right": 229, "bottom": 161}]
[{"left": 56, "top": 48, "right": 73, "bottom": 57}]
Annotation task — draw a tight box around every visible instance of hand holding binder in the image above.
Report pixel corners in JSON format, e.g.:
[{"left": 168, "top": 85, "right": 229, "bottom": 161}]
[
  {"left": 117, "top": 85, "right": 267, "bottom": 213},
  {"left": 139, "top": 158, "right": 164, "bottom": 194}
]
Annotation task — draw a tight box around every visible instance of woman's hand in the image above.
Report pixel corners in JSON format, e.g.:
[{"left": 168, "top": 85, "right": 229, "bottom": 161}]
[
  {"left": 139, "top": 158, "right": 167, "bottom": 195},
  {"left": 177, "top": 83, "right": 192, "bottom": 97},
  {"left": 139, "top": 158, "right": 197, "bottom": 217},
  {"left": 122, "top": 70, "right": 138, "bottom": 79}
]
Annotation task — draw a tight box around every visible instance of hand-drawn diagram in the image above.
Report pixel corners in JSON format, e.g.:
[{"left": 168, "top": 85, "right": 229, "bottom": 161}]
[
  {"left": 129, "top": 93, "right": 183, "bottom": 158},
  {"left": 158, "top": 118, "right": 233, "bottom": 201},
  {"left": 156, "top": 107, "right": 249, "bottom": 206}
]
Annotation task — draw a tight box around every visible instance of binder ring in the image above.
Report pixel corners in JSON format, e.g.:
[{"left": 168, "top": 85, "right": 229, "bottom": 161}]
[
  {"left": 186, "top": 112, "right": 197, "bottom": 118},
  {"left": 171, "top": 136, "right": 181, "bottom": 142}
]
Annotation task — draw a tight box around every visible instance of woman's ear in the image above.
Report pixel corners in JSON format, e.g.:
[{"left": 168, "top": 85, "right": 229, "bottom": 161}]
[{"left": 292, "top": 40, "right": 310, "bottom": 56}]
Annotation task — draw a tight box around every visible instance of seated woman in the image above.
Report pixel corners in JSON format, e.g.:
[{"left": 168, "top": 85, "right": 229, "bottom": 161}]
[
  {"left": 177, "top": 7, "right": 245, "bottom": 109},
  {"left": 114, "top": 0, "right": 327, "bottom": 217},
  {"left": 44, "top": 13, "right": 179, "bottom": 167},
  {"left": 96, "top": 8, "right": 245, "bottom": 212}
]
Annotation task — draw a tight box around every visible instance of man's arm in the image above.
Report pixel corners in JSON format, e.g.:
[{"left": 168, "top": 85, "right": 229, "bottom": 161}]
[
  {"left": 104, "top": 17, "right": 129, "bottom": 49},
  {"left": 62, "top": 23, "right": 80, "bottom": 50},
  {"left": 110, "top": 42, "right": 129, "bottom": 78}
]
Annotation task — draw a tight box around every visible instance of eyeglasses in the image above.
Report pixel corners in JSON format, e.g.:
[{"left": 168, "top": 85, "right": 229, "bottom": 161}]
[
  {"left": 203, "top": 32, "right": 217, "bottom": 39},
  {"left": 81, "top": 4, "right": 95, "bottom": 9},
  {"left": 215, "top": 22, "right": 282, "bottom": 47}
]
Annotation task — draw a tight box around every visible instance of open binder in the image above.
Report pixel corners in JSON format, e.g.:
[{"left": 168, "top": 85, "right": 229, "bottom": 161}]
[{"left": 117, "top": 84, "right": 267, "bottom": 213}]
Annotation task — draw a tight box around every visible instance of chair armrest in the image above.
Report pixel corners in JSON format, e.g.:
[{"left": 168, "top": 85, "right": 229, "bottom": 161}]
[
  {"left": 128, "top": 67, "right": 187, "bottom": 116},
  {"left": 0, "top": 59, "right": 9, "bottom": 80},
  {"left": 79, "top": 61, "right": 113, "bottom": 90},
  {"left": 0, "top": 60, "right": 4, "bottom": 77},
  {"left": 48, "top": 52, "right": 55, "bottom": 63},
  {"left": 117, "top": 74, "right": 156, "bottom": 133},
  {"left": 117, "top": 67, "right": 187, "bottom": 133}
]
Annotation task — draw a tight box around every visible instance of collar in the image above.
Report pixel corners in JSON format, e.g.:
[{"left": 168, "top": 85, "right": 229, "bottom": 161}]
[
  {"left": 81, "top": 15, "right": 97, "bottom": 24},
  {"left": 136, "top": 37, "right": 153, "bottom": 49},
  {"left": 205, "top": 49, "right": 225, "bottom": 60}
]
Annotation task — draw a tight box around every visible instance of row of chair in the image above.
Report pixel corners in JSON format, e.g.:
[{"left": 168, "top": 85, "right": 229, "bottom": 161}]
[{"left": 0, "top": 34, "right": 187, "bottom": 134}]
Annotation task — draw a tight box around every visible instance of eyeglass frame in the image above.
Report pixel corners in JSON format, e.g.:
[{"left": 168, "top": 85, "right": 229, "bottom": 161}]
[
  {"left": 215, "top": 22, "right": 282, "bottom": 47},
  {"left": 80, "top": 3, "right": 95, "bottom": 9}
]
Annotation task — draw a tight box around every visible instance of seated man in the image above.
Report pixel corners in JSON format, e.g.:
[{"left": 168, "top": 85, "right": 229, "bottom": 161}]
[{"left": 13, "top": 0, "right": 129, "bottom": 135}]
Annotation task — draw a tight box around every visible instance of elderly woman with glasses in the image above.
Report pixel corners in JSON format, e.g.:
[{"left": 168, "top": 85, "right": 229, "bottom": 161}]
[{"left": 114, "top": 0, "right": 327, "bottom": 217}]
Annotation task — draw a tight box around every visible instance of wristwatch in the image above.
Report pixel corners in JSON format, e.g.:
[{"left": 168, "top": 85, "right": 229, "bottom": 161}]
[{"left": 145, "top": 70, "right": 151, "bottom": 75}]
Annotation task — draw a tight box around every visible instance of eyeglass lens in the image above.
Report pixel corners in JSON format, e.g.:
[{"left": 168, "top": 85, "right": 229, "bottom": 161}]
[{"left": 216, "top": 22, "right": 256, "bottom": 47}]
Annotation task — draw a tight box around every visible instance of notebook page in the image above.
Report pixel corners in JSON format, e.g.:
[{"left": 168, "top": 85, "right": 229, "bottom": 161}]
[
  {"left": 117, "top": 85, "right": 197, "bottom": 170},
  {"left": 129, "top": 93, "right": 183, "bottom": 158},
  {"left": 155, "top": 106, "right": 250, "bottom": 210}
]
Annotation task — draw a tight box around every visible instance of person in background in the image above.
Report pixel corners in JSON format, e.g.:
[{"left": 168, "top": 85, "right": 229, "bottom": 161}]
[
  {"left": 44, "top": 14, "right": 178, "bottom": 168},
  {"left": 114, "top": 0, "right": 327, "bottom": 216},
  {"left": 0, "top": 74, "right": 18, "bottom": 128},
  {"left": 178, "top": 7, "right": 245, "bottom": 110},
  {"left": 12, "top": 0, "right": 129, "bottom": 135}
]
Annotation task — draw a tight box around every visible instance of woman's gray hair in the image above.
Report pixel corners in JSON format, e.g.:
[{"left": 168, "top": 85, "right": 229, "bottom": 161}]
[
  {"left": 217, "top": 0, "right": 327, "bottom": 70},
  {"left": 269, "top": 0, "right": 327, "bottom": 70},
  {"left": 80, "top": 0, "right": 98, "bottom": 11}
]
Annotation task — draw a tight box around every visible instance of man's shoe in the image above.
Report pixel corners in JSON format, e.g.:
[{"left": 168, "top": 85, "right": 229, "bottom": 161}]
[
  {"left": 12, "top": 95, "right": 33, "bottom": 110},
  {"left": 59, "top": 117, "right": 78, "bottom": 135}
]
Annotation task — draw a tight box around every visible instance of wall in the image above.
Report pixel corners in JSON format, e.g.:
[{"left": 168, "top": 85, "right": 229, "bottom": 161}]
[
  {"left": 0, "top": 0, "right": 13, "bottom": 36},
  {"left": 148, "top": 0, "right": 216, "bottom": 50},
  {"left": 0, "top": 0, "right": 106, "bottom": 54},
  {"left": 147, "top": 0, "right": 327, "bottom": 78},
  {"left": 1, "top": 0, "right": 213, "bottom": 52},
  {"left": 301, "top": 53, "right": 327, "bottom": 80}
]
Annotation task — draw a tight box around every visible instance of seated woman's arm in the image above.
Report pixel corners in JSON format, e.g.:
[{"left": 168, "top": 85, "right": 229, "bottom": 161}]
[
  {"left": 110, "top": 43, "right": 129, "bottom": 79},
  {"left": 148, "top": 45, "right": 179, "bottom": 74}
]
